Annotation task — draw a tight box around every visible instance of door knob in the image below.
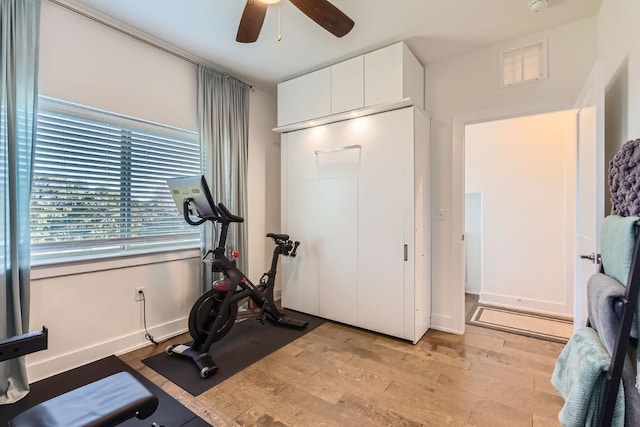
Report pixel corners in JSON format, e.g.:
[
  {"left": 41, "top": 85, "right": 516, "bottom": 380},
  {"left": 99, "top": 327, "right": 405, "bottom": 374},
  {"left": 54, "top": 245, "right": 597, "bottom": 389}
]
[{"left": 580, "top": 252, "right": 601, "bottom": 264}]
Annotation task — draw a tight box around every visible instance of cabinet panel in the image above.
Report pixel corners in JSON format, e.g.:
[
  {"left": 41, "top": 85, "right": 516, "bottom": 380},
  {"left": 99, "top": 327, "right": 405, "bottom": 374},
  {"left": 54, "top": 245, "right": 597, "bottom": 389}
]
[
  {"left": 357, "top": 173, "right": 409, "bottom": 338},
  {"left": 281, "top": 180, "right": 319, "bottom": 315},
  {"left": 277, "top": 68, "right": 331, "bottom": 126},
  {"left": 317, "top": 178, "right": 358, "bottom": 324},
  {"left": 359, "top": 108, "right": 413, "bottom": 176},
  {"left": 402, "top": 43, "right": 425, "bottom": 110},
  {"left": 364, "top": 43, "right": 403, "bottom": 107},
  {"left": 281, "top": 107, "right": 430, "bottom": 342},
  {"left": 287, "top": 122, "right": 362, "bottom": 182},
  {"left": 331, "top": 56, "right": 364, "bottom": 114}
]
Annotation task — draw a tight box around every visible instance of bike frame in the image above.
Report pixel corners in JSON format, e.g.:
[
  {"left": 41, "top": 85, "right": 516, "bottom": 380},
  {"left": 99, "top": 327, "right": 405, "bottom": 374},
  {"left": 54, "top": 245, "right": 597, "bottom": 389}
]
[{"left": 183, "top": 198, "right": 294, "bottom": 352}]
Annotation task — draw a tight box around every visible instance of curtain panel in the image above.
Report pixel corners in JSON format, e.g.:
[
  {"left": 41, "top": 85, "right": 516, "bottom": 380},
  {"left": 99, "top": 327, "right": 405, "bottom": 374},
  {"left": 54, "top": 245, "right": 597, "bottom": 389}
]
[
  {"left": 0, "top": 0, "right": 41, "bottom": 404},
  {"left": 197, "top": 65, "right": 250, "bottom": 289}
]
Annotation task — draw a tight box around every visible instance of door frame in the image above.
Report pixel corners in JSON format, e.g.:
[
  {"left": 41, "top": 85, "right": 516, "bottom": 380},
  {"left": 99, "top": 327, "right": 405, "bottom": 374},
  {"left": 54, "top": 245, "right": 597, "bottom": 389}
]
[
  {"left": 451, "top": 98, "right": 579, "bottom": 334},
  {"left": 573, "top": 62, "right": 605, "bottom": 328}
]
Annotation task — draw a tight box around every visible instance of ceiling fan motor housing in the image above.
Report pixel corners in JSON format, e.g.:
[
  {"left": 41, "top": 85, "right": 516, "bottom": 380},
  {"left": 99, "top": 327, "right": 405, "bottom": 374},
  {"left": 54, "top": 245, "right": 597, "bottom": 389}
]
[{"left": 528, "top": 0, "right": 549, "bottom": 12}]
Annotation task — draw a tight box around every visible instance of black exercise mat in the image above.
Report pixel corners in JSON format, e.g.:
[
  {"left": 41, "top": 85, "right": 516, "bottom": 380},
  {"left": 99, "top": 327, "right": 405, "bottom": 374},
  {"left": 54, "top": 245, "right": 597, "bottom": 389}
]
[
  {"left": 0, "top": 355, "right": 210, "bottom": 427},
  {"left": 142, "top": 310, "right": 325, "bottom": 396}
]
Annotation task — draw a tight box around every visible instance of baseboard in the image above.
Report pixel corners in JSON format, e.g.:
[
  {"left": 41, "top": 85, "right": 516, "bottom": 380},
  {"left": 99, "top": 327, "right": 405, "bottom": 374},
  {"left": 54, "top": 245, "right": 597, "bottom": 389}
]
[
  {"left": 430, "top": 313, "right": 464, "bottom": 335},
  {"left": 479, "top": 291, "right": 572, "bottom": 318},
  {"left": 26, "top": 317, "right": 187, "bottom": 382},
  {"left": 274, "top": 288, "right": 281, "bottom": 301}
]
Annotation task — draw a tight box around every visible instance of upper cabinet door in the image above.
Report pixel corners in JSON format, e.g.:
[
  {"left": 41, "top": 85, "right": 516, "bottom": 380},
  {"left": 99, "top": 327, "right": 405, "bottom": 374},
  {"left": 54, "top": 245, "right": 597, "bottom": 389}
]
[
  {"left": 278, "top": 68, "right": 331, "bottom": 127},
  {"left": 331, "top": 56, "right": 364, "bottom": 115},
  {"left": 364, "top": 42, "right": 424, "bottom": 109},
  {"left": 364, "top": 43, "right": 404, "bottom": 107}
]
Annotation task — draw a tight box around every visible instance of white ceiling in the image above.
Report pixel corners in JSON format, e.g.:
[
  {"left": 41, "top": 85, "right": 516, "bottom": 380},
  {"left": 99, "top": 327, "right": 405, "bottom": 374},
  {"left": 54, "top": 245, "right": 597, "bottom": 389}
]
[{"left": 73, "top": 0, "right": 602, "bottom": 92}]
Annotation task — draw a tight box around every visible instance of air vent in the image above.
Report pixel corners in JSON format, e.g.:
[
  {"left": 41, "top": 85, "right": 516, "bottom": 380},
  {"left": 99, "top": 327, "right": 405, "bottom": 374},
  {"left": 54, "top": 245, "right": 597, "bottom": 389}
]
[{"left": 500, "top": 39, "right": 548, "bottom": 87}]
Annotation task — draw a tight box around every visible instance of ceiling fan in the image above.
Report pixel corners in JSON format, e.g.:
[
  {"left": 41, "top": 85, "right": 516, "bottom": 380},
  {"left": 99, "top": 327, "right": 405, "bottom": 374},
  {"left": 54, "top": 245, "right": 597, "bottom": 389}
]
[{"left": 236, "top": 0, "right": 355, "bottom": 43}]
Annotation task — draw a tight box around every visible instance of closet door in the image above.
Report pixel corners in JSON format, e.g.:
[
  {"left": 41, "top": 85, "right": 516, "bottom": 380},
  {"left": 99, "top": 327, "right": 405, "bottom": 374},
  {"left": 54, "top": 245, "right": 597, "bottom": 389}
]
[
  {"left": 356, "top": 108, "right": 414, "bottom": 338},
  {"left": 317, "top": 177, "right": 358, "bottom": 324},
  {"left": 357, "top": 173, "right": 410, "bottom": 337},
  {"left": 282, "top": 179, "right": 320, "bottom": 316},
  {"left": 314, "top": 134, "right": 360, "bottom": 324},
  {"left": 281, "top": 129, "right": 321, "bottom": 315}
]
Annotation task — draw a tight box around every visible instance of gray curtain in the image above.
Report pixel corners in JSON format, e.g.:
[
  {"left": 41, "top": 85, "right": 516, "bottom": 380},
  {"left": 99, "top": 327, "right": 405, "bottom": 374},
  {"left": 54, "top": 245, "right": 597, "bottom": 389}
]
[
  {"left": 197, "top": 65, "right": 249, "bottom": 290},
  {"left": 0, "top": 0, "right": 41, "bottom": 404}
]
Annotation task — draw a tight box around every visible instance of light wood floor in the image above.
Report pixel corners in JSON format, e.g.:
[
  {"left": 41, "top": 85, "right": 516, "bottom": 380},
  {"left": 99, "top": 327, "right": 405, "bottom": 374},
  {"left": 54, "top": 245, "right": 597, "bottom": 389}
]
[{"left": 119, "top": 295, "right": 565, "bottom": 426}]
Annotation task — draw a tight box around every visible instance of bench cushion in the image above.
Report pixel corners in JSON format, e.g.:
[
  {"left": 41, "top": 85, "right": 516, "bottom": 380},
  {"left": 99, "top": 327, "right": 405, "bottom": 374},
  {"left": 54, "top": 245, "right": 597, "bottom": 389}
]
[{"left": 9, "top": 371, "right": 158, "bottom": 427}]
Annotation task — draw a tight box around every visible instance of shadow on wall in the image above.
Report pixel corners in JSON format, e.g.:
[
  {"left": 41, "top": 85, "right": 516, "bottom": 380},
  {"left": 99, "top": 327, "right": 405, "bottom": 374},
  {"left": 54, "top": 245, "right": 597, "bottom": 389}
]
[{"left": 604, "top": 58, "right": 628, "bottom": 215}]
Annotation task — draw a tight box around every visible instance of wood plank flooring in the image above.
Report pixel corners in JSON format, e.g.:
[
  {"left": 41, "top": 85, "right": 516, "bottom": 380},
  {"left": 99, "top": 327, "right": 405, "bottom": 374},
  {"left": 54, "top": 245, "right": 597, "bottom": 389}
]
[{"left": 119, "top": 295, "right": 565, "bottom": 426}]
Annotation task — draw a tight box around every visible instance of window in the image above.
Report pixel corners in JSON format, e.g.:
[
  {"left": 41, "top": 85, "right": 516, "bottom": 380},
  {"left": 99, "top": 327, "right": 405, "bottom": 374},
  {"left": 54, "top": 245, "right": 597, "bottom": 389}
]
[
  {"left": 30, "top": 97, "right": 201, "bottom": 262},
  {"left": 500, "top": 39, "right": 548, "bottom": 87}
]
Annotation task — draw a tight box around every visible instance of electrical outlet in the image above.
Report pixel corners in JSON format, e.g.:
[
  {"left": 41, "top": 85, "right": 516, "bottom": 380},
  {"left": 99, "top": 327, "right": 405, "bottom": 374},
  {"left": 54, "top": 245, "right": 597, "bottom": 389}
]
[{"left": 135, "top": 287, "right": 144, "bottom": 302}]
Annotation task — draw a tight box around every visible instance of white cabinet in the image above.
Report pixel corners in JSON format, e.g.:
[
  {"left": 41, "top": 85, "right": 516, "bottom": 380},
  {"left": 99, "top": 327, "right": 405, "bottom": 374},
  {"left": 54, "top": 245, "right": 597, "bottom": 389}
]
[
  {"left": 364, "top": 42, "right": 424, "bottom": 110},
  {"left": 277, "top": 42, "right": 424, "bottom": 127},
  {"left": 281, "top": 107, "right": 430, "bottom": 343},
  {"left": 277, "top": 67, "right": 331, "bottom": 127},
  {"left": 331, "top": 56, "right": 364, "bottom": 114}
]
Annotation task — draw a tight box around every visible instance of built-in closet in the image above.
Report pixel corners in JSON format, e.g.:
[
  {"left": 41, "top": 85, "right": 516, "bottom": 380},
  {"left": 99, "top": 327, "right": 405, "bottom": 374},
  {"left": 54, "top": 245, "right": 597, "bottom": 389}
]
[{"left": 276, "top": 42, "right": 431, "bottom": 343}]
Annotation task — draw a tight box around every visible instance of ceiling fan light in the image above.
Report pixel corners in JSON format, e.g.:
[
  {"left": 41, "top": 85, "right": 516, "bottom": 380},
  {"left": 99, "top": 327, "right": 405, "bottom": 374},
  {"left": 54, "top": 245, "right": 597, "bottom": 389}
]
[
  {"left": 257, "top": 0, "right": 282, "bottom": 4},
  {"left": 528, "top": 0, "right": 549, "bottom": 12}
]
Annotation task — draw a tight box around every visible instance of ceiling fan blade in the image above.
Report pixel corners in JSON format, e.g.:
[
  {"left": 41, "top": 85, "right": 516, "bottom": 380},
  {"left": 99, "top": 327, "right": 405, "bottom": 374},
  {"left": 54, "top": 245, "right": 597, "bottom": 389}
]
[
  {"left": 290, "top": 0, "right": 354, "bottom": 38},
  {"left": 236, "top": 0, "right": 268, "bottom": 43}
]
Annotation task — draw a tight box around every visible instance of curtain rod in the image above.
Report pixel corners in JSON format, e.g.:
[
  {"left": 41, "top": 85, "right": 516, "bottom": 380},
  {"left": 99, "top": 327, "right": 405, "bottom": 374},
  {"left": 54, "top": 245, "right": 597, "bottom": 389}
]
[{"left": 47, "top": 0, "right": 255, "bottom": 89}]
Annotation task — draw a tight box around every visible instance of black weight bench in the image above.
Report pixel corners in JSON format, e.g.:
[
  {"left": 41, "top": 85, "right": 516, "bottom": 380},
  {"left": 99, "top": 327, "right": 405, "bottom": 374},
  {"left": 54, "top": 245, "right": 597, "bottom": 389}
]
[
  {"left": 2, "top": 328, "right": 159, "bottom": 427},
  {"left": 9, "top": 371, "right": 158, "bottom": 427}
]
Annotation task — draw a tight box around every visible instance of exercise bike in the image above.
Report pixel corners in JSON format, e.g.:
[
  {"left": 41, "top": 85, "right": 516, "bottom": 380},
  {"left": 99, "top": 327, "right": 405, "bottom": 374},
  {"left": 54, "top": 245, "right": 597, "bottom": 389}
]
[{"left": 165, "top": 175, "right": 308, "bottom": 378}]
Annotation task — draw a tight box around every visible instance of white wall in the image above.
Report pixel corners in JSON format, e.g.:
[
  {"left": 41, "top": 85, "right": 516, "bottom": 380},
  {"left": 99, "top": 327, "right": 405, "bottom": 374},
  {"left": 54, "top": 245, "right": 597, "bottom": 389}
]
[
  {"left": 38, "top": 1, "right": 196, "bottom": 131},
  {"left": 247, "top": 89, "right": 282, "bottom": 291},
  {"left": 465, "top": 111, "right": 576, "bottom": 316},
  {"left": 27, "top": 2, "right": 278, "bottom": 381},
  {"left": 425, "top": 17, "right": 597, "bottom": 333},
  {"left": 599, "top": 0, "right": 640, "bottom": 215},
  {"left": 598, "top": 0, "right": 640, "bottom": 141}
]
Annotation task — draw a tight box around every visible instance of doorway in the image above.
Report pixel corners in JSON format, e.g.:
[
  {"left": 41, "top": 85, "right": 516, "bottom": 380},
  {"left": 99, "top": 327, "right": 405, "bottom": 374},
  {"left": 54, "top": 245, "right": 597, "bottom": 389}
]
[{"left": 463, "top": 110, "right": 577, "bottom": 317}]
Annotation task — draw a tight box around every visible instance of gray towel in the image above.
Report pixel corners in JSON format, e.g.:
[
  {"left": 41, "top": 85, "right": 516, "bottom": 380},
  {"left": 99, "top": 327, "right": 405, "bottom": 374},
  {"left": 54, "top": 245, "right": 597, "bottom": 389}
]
[
  {"left": 588, "top": 272, "right": 640, "bottom": 426},
  {"left": 552, "top": 327, "right": 624, "bottom": 426},
  {"left": 588, "top": 273, "right": 638, "bottom": 350}
]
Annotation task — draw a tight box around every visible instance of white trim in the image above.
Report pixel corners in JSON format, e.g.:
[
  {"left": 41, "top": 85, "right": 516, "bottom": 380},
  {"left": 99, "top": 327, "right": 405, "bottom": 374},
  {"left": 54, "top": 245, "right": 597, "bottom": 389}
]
[
  {"left": 451, "top": 97, "right": 577, "bottom": 337},
  {"left": 39, "top": 96, "right": 199, "bottom": 136},
  {"left": 273, "top": 98, "right": 428, "bottom": 133},
  {"left": 31, "top": 248, "right": 201, "bottom": 280},
  {"left": 430, "top": 313, "right": 464, "bottom": 335},
  {"left": 479, "top": 291, "right": 573, "bottom": 318},
  {"left": 26, "top": 318, "right": 187, "bottom": 382}
]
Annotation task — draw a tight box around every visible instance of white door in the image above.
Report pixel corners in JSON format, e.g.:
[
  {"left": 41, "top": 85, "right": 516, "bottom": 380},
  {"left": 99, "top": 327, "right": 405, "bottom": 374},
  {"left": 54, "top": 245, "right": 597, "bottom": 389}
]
[
  {"left": 317, "top": 177, "right": 358, "bottom": 325},
  {"left": 574, "top": 63, "right": 605, "bottom": 329}
]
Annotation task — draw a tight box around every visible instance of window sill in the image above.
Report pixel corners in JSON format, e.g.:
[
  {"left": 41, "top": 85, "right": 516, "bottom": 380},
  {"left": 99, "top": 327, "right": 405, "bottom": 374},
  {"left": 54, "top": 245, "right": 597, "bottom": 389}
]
[{"left": 31, "top": 247, "right": 202, "bottom": 280}]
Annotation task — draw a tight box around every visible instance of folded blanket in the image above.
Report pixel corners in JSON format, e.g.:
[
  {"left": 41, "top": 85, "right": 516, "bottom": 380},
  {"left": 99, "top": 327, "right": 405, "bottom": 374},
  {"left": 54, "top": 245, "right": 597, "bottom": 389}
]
[
  {"left": 609, "top": 139, "right": 640, "bottom": 217},
  {"left": 588, "top": 272, "right": 640, "bottom": 425},
  {"left": 600, "top": 215, "right": 638, "bottom": 286},
  {"left": 552, "top": 327, "right": 624, "bottom": 427},
  {"left": 588, "top": 273, "right": 638, "bottom": 350},
  {"left": 600, "top": 215, "right": 640, "bottom": 392}
]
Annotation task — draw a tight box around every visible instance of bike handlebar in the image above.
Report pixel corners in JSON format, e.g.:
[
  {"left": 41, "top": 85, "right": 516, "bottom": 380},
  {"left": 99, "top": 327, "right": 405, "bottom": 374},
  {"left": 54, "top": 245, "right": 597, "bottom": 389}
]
[{"left": 182, "top": 198, "right": 244, "bottom": 225}]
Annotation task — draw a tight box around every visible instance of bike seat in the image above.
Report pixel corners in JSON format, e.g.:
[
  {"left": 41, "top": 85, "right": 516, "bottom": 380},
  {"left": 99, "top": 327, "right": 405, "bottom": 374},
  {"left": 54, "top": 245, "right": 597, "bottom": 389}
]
[{"left": 267, "top": 233, "right": 289, "bottom": 241}]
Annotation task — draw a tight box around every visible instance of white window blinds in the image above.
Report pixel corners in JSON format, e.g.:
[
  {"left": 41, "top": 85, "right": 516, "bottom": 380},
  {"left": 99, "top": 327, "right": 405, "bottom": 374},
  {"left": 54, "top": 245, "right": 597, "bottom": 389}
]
[{"left": 31, "top": 97, "right": 201, "bottom": 261}]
